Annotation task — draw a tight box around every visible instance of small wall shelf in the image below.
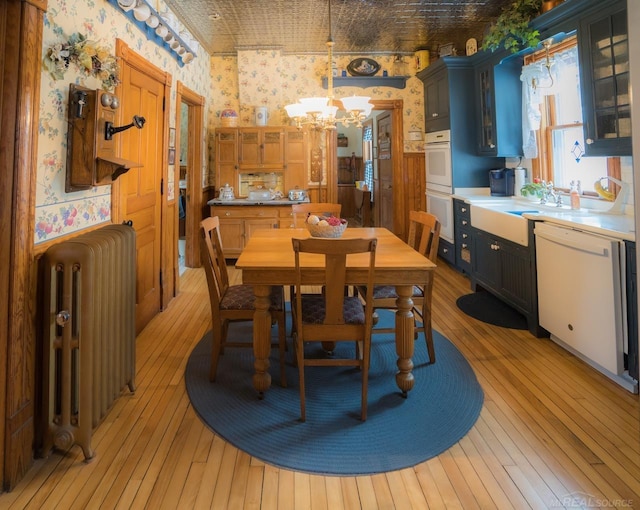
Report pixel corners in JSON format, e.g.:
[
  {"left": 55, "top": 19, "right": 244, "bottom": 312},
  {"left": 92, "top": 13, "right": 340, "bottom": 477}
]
[
  {"left": 323, "top": 76, "right": 408, "bottom": 90},
  {"left": 106, "top": 0, "right": 195, "bottom": 67}
]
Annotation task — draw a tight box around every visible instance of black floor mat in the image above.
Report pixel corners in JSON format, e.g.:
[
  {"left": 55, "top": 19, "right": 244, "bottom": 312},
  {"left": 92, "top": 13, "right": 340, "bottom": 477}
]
[{"left": 456, "top": 291, "right": 528, "bottom": 330}]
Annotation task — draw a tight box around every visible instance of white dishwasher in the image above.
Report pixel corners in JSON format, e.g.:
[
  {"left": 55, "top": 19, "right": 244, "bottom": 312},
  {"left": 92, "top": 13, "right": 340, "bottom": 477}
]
[{"left": 534, "top": 222, "right": 635, "bottom": 392}]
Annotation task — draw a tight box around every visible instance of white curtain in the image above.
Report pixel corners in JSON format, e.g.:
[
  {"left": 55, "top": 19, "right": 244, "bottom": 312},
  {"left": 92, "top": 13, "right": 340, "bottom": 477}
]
[
  {"left": 520, "top": 62, "right": 556, "bottom": 159},
  {"left": 520, "top": 47, "right": 575, "bottom": 158}
]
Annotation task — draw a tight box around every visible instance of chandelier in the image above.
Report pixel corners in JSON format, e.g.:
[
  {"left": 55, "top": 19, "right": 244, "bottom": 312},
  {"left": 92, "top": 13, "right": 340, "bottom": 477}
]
[{"left": 285, "top": 0, "right": 373, "bottom": 130}]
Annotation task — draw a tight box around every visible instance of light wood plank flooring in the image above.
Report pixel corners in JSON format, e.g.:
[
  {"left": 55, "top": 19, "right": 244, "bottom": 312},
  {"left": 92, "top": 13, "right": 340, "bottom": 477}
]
[{"left": 2, "top": 260, "right": 639, "bottom": 509}]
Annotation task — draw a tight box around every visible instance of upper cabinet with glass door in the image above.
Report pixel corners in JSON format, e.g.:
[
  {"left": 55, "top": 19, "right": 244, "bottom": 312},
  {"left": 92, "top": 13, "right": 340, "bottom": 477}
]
[{"left": 578, "top": 0, "right": 630, "bottom": 156}]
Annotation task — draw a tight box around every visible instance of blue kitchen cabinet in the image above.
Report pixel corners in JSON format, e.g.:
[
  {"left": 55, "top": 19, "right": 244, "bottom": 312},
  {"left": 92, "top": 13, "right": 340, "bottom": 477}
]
[
  {"left": 577, "top": 0, "right": 630, "bottom": 156},
  {"left": 473, "top": 55, "right": 524, "bottom": 157},
  {"left": 470, "top": 225, "right": 542, "bottom": 336},
  {"left": 438, "top": 238, "right": 455, "bottom": 266},
  {"left": 454, "top": 198, "right": 472, "bottom": 274},
  {"left": 418, "top": 58, "right": 505, "bottom": 189},
  {"left": 422, "top": 67, "right": 450, "bottom": 133}
]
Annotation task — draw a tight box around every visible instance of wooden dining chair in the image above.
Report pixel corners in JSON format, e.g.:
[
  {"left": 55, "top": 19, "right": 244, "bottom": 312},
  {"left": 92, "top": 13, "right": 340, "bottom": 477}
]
[
  {"left": 291, "top": 236, "right": 377, "bottom": 422},
  {"left": 357, "top": 210, "right": 440, "bottom": 364},
  {"left": 200, "top": 216, "right": 287, "bottom": 386},
  {"left": 291, "top": 203, "right": 342, "bottom": 227}
]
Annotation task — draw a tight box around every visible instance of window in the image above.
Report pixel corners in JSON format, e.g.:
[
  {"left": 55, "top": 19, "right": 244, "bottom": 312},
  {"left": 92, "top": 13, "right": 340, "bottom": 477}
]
[{"left": 525, "top": 37, "right": 619, "bottom": 196}]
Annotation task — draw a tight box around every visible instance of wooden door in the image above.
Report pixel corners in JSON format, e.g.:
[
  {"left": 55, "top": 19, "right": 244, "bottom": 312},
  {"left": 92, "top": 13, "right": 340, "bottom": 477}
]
[
  {"left": 244, "top": 219, "right": 276, "bottom": 248},
  {"left": 377, "top": 112, "right": 394, "bottom": 232},
  {"left": 238, "top": 129, "right": 261, "bottom": 168},
  {"left": 284, "top": 128, "right": 307, "bottom": 190},
  {"left": 238, "top": 128, "right": 285, "bottom": 169},
  {"left": 216, "top": 129, "right": 238, "bottom": 188},
  {"left": 116, "top": 55, "right": 166, "bottom": 334},
  {"left": 260, "top": 128, "right": 285, "bottom": 167}
]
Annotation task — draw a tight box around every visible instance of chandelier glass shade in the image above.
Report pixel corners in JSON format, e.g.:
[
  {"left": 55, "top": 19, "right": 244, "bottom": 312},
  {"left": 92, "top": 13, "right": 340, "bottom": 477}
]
[{"left": 285, "top": 0, "right": 372, "bottom": 130}]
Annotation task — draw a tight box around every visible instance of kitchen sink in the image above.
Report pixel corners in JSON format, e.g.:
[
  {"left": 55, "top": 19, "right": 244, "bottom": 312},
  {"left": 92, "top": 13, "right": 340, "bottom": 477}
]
[
  {"left": 468, "top": 198, "right": 595, "bottom": 246},
  {"left": 506, "top": 210, "right": 540, "bottom": 216},
  {"left": 470, "top": 203, "right": 532, "bottom": 246}
]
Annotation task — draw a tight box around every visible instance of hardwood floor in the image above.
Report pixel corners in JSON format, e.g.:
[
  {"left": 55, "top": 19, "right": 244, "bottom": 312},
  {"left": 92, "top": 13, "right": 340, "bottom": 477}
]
[{"left": 2, "top": 260, "right": 639, "bottom": 509}]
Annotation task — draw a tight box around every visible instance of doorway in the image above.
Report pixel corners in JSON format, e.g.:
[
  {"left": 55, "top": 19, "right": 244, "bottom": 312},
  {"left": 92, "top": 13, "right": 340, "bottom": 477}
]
[
  {"left": 327, "top": 99, "right": 404, "bottom": 237},
  {"left": 175, "top": 82, "right": 205, "bottom": 286},
  {"left": 375, "top": 111, "right": 393, "bottom": 231}
]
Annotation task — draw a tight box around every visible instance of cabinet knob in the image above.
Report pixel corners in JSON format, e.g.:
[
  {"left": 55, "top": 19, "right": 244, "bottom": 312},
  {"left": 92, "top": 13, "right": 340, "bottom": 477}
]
[
  {"left": 462, "top": 233, "right": 468, "bottom": 239},
  {"left": 461, "top": 207, "right": 467, "bottom": 213},
  {"left": 462, "top": 243, "right": 468, "bottom": 249},
  {"left": 586, "top": 138, "right": 594, "bottom": 145},
  {"left": 225, "top": 212, "right": 231, "bottom": 216},
  {"left": 490, "top": 144, "right": 496, "bottom": 149},
  {"left": 462, "top": 220, "right": 468, "bottom": 226},
  {"left": 432, "top": 113, "right": 438, "bottom": 118},
  {"left": 442, "top": 248, "right": 448, "bottom": 253}
]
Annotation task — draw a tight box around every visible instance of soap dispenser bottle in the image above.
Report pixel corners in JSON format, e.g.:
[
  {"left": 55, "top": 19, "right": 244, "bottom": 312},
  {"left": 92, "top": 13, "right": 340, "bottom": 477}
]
[{"left": 570, "top": 180, "right": 581, "bottom": 210}]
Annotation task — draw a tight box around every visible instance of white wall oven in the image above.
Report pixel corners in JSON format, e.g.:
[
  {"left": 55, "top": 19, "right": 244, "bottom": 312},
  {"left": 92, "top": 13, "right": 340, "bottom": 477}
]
[
  {"left": 425, "top": 130, "right": 454, "bottom": 255},
  {"left": 425, "top": 129, "right": 452, "bottom": 194}
]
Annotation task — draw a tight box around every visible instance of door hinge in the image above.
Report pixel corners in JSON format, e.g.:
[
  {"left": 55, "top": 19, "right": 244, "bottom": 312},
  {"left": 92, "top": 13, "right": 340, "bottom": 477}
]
[
  {"left": 160, "top": 178, "right": 164, "bottom": 195},
  {"left": 162, "top": 97, "right": 166, "bottom": 111}
]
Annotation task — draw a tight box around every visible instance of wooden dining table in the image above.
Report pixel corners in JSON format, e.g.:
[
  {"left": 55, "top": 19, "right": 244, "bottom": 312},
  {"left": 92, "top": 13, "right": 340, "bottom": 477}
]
[{"left": 235, "top": 227, "right": 437, "bottom": 397}]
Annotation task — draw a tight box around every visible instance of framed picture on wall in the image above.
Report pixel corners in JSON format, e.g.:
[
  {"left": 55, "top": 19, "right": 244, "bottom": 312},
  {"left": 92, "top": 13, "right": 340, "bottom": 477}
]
[
  {"left": 169, "top": 128, "right": 176, "bottom": 148},
  {"left": 168, "top": 148, "right": 176, "bottom": 165}
]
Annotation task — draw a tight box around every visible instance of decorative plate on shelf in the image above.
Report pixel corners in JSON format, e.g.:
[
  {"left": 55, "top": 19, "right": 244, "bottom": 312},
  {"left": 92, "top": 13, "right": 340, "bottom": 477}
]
[{"left": 347, "top": 58, "right": 380, "bottom": 77}]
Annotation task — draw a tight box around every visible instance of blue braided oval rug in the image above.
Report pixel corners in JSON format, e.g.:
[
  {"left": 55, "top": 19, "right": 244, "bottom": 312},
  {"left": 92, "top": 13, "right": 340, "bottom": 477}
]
[{"left": 185, "top": 310, "right": 483, "bottom": 476}]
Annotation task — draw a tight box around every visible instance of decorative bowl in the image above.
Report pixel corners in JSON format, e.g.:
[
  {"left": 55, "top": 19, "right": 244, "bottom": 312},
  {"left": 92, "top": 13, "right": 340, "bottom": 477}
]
[{"left": 306, "top": 220, "right": 348, "bottom": 238}]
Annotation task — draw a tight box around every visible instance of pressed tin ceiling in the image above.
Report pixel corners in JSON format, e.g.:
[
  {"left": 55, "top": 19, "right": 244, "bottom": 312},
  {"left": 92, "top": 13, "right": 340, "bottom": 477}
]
[{"left": 163, "top": 0, "right": 515, "bottom": 57}]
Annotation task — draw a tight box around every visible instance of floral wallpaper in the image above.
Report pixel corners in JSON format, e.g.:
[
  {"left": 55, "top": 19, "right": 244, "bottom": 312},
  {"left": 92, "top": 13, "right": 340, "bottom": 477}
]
[
  {"left": 36, "top": 0, "right": 428, "bottom": 243},
  {"left": 36, "top": 0, "right": 211, "bottom": 243},
  {"left": 207, "top": 51, "right": 427, "bottom": 186}
]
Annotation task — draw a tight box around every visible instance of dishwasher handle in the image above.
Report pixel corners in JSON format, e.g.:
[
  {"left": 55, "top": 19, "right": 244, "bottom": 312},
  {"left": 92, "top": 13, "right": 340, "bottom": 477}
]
[{"left": 535, "top": 229, "right": 609, "bottom": 257}]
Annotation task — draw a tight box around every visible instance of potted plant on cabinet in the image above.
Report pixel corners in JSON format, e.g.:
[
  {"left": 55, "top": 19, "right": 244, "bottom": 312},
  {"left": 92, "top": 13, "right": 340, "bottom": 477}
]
[{"left": 481, "top": 0, "right": 545, "bottom": 53}]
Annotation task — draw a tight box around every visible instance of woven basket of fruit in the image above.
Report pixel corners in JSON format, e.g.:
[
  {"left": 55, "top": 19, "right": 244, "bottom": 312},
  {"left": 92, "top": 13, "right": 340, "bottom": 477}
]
[{"left": 305, "top": 215, "right": 348, "bottom": 238}]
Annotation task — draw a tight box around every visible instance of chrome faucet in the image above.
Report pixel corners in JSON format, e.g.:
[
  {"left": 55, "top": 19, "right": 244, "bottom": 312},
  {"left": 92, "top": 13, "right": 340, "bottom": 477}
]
[{"left": 540, "top": 181, "right": 563, "bottom": 207}]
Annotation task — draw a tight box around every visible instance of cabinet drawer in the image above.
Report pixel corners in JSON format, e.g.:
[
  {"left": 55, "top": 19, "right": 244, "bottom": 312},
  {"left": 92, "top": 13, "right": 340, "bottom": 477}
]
[
  {"left": 212, "top": 206, "right": 278, "bottom": 219},
  {"left": 278, "top": 219, "right": 295, "bottom": 229},
  {"left": 454, "top": 200, "right": 470, "bottom": 221},
  {"left": 438, "top": 238, "right": 455, "bottom": 265},
  {"left": 278, "top": 206, "right": 295, "bottom": 218}
]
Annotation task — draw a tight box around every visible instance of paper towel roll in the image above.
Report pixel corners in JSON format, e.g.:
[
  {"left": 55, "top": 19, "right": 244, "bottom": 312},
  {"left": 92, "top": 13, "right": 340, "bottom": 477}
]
[{"left": 514, "top": 167, "right": 527, "bottom": 196}]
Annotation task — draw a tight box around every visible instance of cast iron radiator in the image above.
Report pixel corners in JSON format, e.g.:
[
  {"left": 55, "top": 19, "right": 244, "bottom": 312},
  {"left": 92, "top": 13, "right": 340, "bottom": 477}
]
[{"left": 40, "top": 224, "right": 137, "bottom": 461}]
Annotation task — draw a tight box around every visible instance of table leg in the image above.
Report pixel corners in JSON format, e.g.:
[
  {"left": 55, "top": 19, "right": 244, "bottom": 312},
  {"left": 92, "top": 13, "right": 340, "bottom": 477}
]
[
  {"left": 394, "top": 285, "right": 415, "bottom": 397},
  {"left": 252, "top": 284, "right": 272, "bottom": 398}
]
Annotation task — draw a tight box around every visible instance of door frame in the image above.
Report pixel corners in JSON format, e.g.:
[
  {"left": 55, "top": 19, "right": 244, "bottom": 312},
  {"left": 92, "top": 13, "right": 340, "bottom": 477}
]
[
  {"left": 327, "top": 99, "right": 404, "bottom": 237},
  {"left": 1, "top": 0, "right": 46, "bottom": 489},
  {"left": 175, "top": 82, "right": 204, "bottom": 277}
]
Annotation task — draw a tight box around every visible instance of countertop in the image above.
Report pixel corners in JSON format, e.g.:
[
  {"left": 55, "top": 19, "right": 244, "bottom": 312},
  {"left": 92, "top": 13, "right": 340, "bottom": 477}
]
[
  {"left": 453, "top": 192, "right": 636, "bottom": 242},
  {"left": 208, "top": 198, "right": 310, "bottom": 206}
]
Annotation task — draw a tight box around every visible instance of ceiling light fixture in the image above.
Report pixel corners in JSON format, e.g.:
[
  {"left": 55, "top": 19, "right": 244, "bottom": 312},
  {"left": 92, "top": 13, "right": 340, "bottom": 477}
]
[{"left": 285, "top": 0, "right": 373, "bottom": 131}]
